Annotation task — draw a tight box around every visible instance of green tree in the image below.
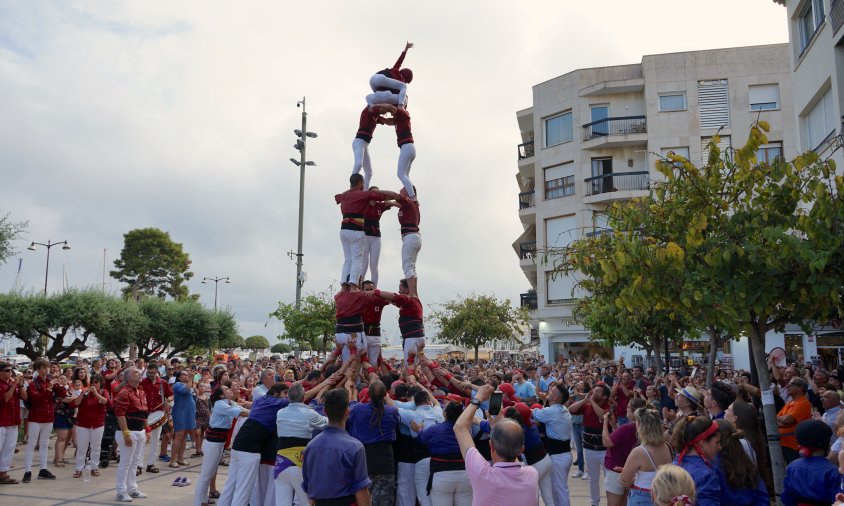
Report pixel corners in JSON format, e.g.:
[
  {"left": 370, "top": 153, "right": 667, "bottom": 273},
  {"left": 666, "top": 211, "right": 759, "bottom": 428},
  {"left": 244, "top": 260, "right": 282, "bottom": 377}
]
[
  {"left": 431, "top": 294, "right": 528, "bottom": 362},
  {"left": 111, "top": 228, "right": 195, "bottom": 300},
  {"left": 271, "top": 342, "right": 293, "bottom": 354},
  {"left": 270, "top": 291, "right": 336, "bottom": 352},
  {"left": 0, "top": 212, "right": 27, "bottom": 267},
  {"left": 244, "top": 335, "right": 269, "bottom": 353}
]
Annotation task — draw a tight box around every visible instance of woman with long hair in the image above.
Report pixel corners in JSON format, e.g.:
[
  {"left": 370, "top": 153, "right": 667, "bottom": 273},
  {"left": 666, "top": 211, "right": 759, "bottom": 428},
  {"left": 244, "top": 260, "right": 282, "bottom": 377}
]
[
  {"left": 73, "top": 367, "right": 90, "bottom": 389},
  {"left": 650, "top": 464, "right": 696, "bottom": 506},
  {"left": 72, "top": 374, "right": 109, "bottom": 479},
  {"left": 725, "top": 400, "right": 772, "bottom": 491},
  {"left": 672, "top": 415, "right": 721, "bottom": 506},
  {"left": 169, "top": 370, "right": 197, "bottom": 468},
  {"left": 620, "top": 407, "right": 674, "bottom": 506},
  {"left": 714, "top": 419, "right": 768, "bottom": 504},
  {"left": 194, "top": 385, "right": 247, "bottom": 506}
]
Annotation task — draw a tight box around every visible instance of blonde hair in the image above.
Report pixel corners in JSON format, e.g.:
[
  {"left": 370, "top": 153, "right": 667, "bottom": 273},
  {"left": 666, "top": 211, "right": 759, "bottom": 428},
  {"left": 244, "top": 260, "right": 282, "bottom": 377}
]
[
  {"left": 635, "top": 407, "right": 665, "bottom": 446},
  {"left": 651, "top": 464, "right": 696, "bottom": 506}
]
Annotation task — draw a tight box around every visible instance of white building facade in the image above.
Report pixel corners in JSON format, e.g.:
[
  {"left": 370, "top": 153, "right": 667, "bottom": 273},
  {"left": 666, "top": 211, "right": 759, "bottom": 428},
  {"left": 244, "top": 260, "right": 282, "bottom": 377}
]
[{"left": 514, "top": 45, "right": 805, "bottom": 371}]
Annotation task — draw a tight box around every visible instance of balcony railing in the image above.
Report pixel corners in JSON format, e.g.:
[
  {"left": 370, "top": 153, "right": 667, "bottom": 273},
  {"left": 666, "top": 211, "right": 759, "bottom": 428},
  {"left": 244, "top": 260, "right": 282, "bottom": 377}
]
[
  {"left": 584, "top": 171, "right": 650, "bottom": 196},
  {"left": 519, "top": 240, "right": 536, "bottom": 260},
  {"left": 832, "top": 0, "right": 844, "bottom": 34},
  {"left": 518, "top": 190, "right": 535, "bottom": 209},
  {"left": 518, "top": 140, "right": 535, "bottom": 160},
  {"left": 582, "top": 115, "right": 647, "bottom": 141},
  {"left": 520, "top": 291, "right": 538, "bottom": 310}
]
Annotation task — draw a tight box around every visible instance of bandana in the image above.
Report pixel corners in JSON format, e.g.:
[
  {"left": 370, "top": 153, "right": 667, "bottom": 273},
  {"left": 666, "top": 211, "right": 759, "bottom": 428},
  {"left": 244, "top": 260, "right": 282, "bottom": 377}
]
[
  {"left": 677, "top": 420, "right": 718, "bottom": 467},
  {"left": 672, "top": 495, "right": 693, "bottom": 505}
]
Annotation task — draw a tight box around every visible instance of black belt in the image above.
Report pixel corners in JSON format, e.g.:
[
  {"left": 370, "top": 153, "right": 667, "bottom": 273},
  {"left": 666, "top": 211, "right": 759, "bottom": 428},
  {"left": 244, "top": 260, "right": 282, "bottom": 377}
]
[
  {"left": 583, "top": 427, "right": 605, "bottom": 452},
  {"left": 427, "top": 454, "right": 465, "bottom": 494},
  {"left": 524, "top": 444, "right": 547, "bottom": 465},
  {"left": 364, "top": 323, "right": 381, "bottom": 336},
  {"left": 314, "top": 496, "right": 356, "bottom": 506},
  {"left": 125, "top": 411, "right": 148, "bottom": 431},
  {"left": 547, "top": 438, "right": 572, "bottom": 455}
]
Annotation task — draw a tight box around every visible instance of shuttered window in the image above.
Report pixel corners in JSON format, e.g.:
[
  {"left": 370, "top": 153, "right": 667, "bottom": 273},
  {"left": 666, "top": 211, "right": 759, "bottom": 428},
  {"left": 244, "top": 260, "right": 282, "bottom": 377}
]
[
  {"left": 701, "top": 135, "right": 731, "bottom": 165},
  {"left": 545, "top": 112, "right": 573, "bottom": 147},
  {"left": 698, "top": 80, "right": 730, "bottom": 129},
  {"left": 749, "top": 84, "right": 780, "bottom": 111},
  {"left": 659, "top": 94, "right": 686, "bottom": 112},
  {"left": 546, "top": 271, "right": 576, "bottom": 304}
]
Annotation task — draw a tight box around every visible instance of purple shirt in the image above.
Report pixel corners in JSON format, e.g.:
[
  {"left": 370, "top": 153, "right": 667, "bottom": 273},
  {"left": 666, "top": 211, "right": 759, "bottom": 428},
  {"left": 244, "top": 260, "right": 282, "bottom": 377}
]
[
  {"left": 604, "top": 422, "right": 637, "bottom": 470},
  {"left": 347, "top": 402, "right": 399, "bottom": 444},
  {"left": 302, "top": 426, "right": 371, "bottom": 500}
]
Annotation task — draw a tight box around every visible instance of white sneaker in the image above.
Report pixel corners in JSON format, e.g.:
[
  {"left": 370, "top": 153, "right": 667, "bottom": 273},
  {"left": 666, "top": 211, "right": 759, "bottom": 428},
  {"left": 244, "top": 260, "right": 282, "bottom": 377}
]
[
  {"left": 581, "top": 472, "right": 590, "bottom": 480},
  {"left": 129, "top": 490, "right": 148, "bottom": 499},
  {"left": 116, "top": 493, "right": 133, "bottom": 502},
  {"left": 571, "top": 470, "right": 583, "bottom": 478}
]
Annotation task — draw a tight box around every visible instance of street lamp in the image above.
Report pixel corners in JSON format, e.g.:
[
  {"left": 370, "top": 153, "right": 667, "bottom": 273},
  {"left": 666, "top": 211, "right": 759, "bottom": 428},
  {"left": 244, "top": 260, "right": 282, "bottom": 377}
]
[
  {"left": 28, "top": 240, "right": 71, "bottom": 295},
  {"left": 201, "top": 276, "right": 230, "bottom": 311},
  {"left": 290, "top": 97, "right": 317, "bottom": 310}
]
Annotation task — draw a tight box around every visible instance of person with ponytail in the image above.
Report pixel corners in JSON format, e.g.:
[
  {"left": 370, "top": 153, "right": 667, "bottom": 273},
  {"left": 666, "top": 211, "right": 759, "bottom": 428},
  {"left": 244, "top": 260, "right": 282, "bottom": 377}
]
[
  {"left": 620, "top": 407, "right": 674, "bottom": 506},
  {"left": 194, "top": 385, "right": 247, "bottom": 506},
  {"left": 713, "top": 419, "right": 768, "bottom": 505},
  {"left": 781, "top": 419, "right": 840, "bottom": 506},
  {"left": 347, "top": 379, "right": 400, "bottom": 505},
  {"left": 650, "top": 464, "right": 696, "bottom": 506},
  {"left": 671, "top": 415, "right": 721, "bottom": 506}
]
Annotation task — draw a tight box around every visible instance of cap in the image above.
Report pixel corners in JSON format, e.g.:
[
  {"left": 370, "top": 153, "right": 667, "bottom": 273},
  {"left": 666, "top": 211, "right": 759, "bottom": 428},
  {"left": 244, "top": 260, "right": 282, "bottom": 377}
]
[
  {"left": 796, "top": 419, "right": 832, "bottom": 450},
  {"left": 513, "top": 402, "right": 533, "bottom": 426}
]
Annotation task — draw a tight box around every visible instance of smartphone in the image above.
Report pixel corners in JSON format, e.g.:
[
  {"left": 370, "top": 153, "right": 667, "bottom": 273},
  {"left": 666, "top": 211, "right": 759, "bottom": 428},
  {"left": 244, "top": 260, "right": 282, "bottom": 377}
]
[{"left": 488, "top": 391, "right": 503, "bottom": 416}]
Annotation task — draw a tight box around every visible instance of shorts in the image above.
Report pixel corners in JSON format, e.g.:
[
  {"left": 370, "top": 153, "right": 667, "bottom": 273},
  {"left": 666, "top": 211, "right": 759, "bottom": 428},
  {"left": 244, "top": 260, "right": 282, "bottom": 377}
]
[
  {"left": 603, "top": 468, "right": 625, "bottom": 495},
  {"left": 54, "top": 414, "right": 74, "bottom": 430}
]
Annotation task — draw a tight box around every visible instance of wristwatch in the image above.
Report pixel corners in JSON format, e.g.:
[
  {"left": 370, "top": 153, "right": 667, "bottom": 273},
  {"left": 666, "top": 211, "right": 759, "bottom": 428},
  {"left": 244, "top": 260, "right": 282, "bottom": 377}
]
[{"left": 470, "top": 398, "right": 481, "bottom": 407}]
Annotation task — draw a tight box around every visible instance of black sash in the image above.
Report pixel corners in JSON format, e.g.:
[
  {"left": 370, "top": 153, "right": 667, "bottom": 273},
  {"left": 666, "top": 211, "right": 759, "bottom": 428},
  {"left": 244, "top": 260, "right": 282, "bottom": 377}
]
[
  {"left": 126, "top": 410, "right": 148, "bottom": 431},
  {"left": 398, "top": 316, "right": 424, "bottom": 339},
  {"left": 364, "top": 323, "right": 381, "bottom": 337},
  {"left": 206, "top": 426, "right": 230, "bottom": 443},
  {"left": 278, "top": 436, "right": 311, "bottom": 449},
  {"left": 314, "top": 496, "right": 356, "bottom": 506},
  {"left": 427, "top": 454, "right": 465, "bottom": 494},
  {"left": 336, "top": 316, "right": 364, "bottom": 334},
  {"left": 473, "top": 430, "right": 492, "bottom": 461},
  {"left": 547, "top": 438, "right": 572, "bottom": 455},
  {"left": 583, "top": 426, "right": 605, "bottom": 452},
  {"left": 524, "top": 443, "right": 547, "bottom": 466},
  {"left": 232, "top": 418, "right": 272, "bottom": 454},
  {"left": 412, "top": 438, "right": 431, "bottom": 463},
  {"left": 395, "top": 432, "right": 416, "bottom": 464},
  {"left": 364, "top": 441, "right": 395, "bottom": 476}
]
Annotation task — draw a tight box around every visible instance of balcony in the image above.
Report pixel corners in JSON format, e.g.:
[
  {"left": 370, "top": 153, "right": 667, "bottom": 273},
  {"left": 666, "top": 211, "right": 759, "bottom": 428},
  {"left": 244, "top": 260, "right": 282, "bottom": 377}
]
[
  {"left": 518, "top": 190, "right": 535, "bottom": 209},
  {"left": 518, "top": 141, "right": 535, "bottom": 160},
  {"left": 520, "top": 291, "right": 538, "bottom": 310},
  {"left": 584, "top": 171, "right": 649, "bottom": 203},
  {"left": 832, "top": 0, "right": 844, "bottom": 35},
  {"left": 582, "top": 116, "right": 647, "bottom": 149},
  {"left": 519, "top": 240, "right": 537, "bottom": 260}
]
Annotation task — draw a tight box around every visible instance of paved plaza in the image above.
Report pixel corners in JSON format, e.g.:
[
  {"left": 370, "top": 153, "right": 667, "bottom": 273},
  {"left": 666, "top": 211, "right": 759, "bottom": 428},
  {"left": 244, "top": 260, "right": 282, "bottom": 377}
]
[{"left": 0, "top": 438, "right": 600, "bottom": 505}]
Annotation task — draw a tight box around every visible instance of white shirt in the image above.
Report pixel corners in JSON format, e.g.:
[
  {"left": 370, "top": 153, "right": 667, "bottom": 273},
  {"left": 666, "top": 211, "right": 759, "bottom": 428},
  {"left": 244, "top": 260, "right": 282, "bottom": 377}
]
[
  {"left": 276, "top": 402, "right": 327, "bottom": 439},
  {"left": 252, "top": 383, "right": 269, "bottom": 401},
  {"left": 398, "top": 404, "right": 444, "bottom": 437}
]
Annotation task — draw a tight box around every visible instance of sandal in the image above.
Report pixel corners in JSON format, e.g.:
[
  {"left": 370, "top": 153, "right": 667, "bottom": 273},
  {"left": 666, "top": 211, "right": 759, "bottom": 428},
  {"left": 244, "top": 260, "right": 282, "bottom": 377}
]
[
  {"left": 178, "top": 460, "right": 189, "bottom": 466},
  {"left": 168, "top": 463, "right": 181, "bottom": 469},
  {"left": 189, "top": 452, "right": 202, "bottom": 458},
  {"left": 0, "top": 476, "right": 19, "bottom": 484},
  {"left": 208, "top": 490, "right": 220, "bottom": 499},
  {"left": 91, "top": 469, "right": 100, "bottom": 477},
  {"left": 73, "top": 470, "right": 82, "bottom": 479}
]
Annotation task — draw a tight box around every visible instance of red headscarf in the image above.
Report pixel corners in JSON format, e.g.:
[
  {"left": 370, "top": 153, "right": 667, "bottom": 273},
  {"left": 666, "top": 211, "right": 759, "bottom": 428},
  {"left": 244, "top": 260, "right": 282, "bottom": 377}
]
[{"left": 677, "top": 420, "right": 718, "bottom": 467}]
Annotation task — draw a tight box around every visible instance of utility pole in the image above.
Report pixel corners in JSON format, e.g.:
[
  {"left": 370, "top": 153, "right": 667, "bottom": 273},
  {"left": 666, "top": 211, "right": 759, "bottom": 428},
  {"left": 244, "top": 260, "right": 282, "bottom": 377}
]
[
  {"left": 202, "top": 276, "right": 230, "bottom": 357},
  {"left": 290, "top": 97, "right": 317, "bottom": 310}
]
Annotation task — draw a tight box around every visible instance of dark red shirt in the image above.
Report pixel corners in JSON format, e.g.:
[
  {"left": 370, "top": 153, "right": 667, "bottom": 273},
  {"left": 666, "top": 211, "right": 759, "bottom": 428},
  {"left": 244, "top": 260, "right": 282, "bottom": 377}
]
[
  {"left": 76, "top": 389, "right": 110, "bottom": 429},
  {"left": 376, "top": 50, "right": 408, "bottom": 82},
  {"left": 391, "top": 294, "right": 424, "bottom": 339},
  {"left": 335, "top": 291, "right": 369, "bottom": 333},
  {"left": 27, "top": 376, "right": 55, "bottom": 423},
  {"left": 393, "top": 108, "right": 413, "bottom": 147},
  {"left": 335, "top": 189, "right": 389, "bottom": 231},
  {"left": 140, "top": 377, "right": 173, "bottom": 413},
  {"left": 113, "top": 385, "right": 148, "bottom": 417},
  {"left": 364, "top": 202, "right": 390, "bottom": 238},
  {"left": 397, "top": 196, "right": 420, "bottom": 235},
  {"left": 0, "top": 379, "right": 21, "bottom": 426},
  {"left": 363, "top": 297, "right": 389, "bottom": 325},
  {"left": 570, "top": 399, "right": 610, "bottom": 430},
  {"left": 355, "top": 107, "right": 386, "bottom": 143}
]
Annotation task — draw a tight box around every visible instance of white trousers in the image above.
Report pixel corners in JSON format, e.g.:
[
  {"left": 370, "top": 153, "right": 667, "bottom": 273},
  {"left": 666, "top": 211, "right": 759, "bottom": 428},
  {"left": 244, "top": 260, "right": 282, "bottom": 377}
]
[
  {"left": 274, "top": 465, "right": 307, "bottom": 506},
  {"left": 115, "top": 430, "right": 146, "bottom": 495},
  {"left": 366, "top": 334, "right": 382, "bottom": 365},
  {"left": 352, "top": 138, "right": 373, "bottom": 190},
  {"left": 194, "top": 440, "right": 224, "bottom": 506},
  {"left": 401, "top": 233, "right": 421, "bottom": 279},
  {"left": 145, "top": 412, "right": 164, "bottom": 466},
  {"left": 339, "top": 229, "right": 365, "bottom": 286},
  {"left": 532, "top": 454, "right": 556, "bottom": 506},
  {"left": 250, "top": 464, "right": 275, "bottom": 506},
  {"left": 75, "top": 426, "right": 104, "bottom": 471},
  {"left": 550, "top": 452, "right": 573, "bottom": 506},
  {"left": 335, "top": 332, "right": 366, "bottom": 362},
  {"left": 584, "top": 449, "right": 606, "bottom": 506},
  {"left": 217, "top": 449, "right": 260, "bottom": 506},
  {"left": 414, "top": 458, "right": 432, "bottom": 506},
  {"left": 0, "top": 425, "right": 17, "bottom": 472},
  {"left": 397, "top": 143, "right": 416, "bottom": 197},
  {"left": 367, "top": 74, "right": 408, "bottom": 109},
  {"left": 396, "top": 461, "right": 417, "bottom": 506},
  {"left": 24, "top": 421, "right": 52, "bottom": 472},
  {"left": 361, "top": 235, "right": 381, "bottom": 287},
  {"left": 430, "top": 469, "right": 473, "bottom": 506},
  {"left": 403, "top": 337, "right": 425, "bottom": 363}
]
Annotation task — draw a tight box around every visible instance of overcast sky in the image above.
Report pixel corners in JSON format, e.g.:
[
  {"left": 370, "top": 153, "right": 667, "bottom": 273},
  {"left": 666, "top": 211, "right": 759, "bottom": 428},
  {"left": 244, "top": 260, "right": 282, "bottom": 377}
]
[{"left": 0, "top": 1, "right": 788, "bottom": 349}]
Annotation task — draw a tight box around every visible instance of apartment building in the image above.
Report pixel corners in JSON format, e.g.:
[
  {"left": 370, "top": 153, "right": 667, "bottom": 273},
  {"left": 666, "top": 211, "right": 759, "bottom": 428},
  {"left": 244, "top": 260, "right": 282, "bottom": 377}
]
[{"left": 514, "top": 45, "right": 795, "bottom": 369}]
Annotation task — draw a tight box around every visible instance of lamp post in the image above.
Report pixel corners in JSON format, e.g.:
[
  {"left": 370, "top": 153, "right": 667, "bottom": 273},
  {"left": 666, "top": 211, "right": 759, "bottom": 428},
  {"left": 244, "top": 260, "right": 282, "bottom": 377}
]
[
  {"left": 202, "top": 276, "right": 230, "bottom": 357},
  {"left": 290, "top": 97, "right": 317, "bottom": 310},
  {"left": 27, "top": 240, "right": 71, "bottom": 296}
]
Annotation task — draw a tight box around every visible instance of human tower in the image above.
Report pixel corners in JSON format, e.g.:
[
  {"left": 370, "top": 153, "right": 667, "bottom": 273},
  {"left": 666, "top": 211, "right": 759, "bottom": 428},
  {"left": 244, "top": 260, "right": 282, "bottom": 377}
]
[{"left": 332, "top": 41, "right": 425, "bottom": 377}]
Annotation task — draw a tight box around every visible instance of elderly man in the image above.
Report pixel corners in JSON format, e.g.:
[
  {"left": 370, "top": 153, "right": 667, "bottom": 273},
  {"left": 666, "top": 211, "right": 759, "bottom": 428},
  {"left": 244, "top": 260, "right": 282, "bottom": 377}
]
[
  {"left": 821, "top": 390, "right": 842, "bottom": 443},
  {"left": 113, "top": 367, "right": 149, "bottom": 502},
  {"left": 274, "top": 383, "right": 327, "bottom": 506},
  {"left": 454, "top": 385, "right": 539, "bottom": 506},
  {"left": 777, "top": 377, "right": 813, "bottom": 464},
  {"left": 251, "top": 368, "right": 276, "bottom": 401}
]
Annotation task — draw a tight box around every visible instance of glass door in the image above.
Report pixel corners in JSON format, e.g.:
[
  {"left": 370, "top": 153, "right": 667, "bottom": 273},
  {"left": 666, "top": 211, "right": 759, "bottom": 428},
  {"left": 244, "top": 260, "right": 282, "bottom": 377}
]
[
  {"left": 591, "top": 157, "right": 613, "bottom": 194},
  {"left": 591, "top": 105, "right": 609, "bottom": 136}
]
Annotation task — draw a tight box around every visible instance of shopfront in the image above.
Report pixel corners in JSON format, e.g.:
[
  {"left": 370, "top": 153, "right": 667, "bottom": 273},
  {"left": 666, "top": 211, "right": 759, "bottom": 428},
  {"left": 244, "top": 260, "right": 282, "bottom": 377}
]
[{"left": 813, "top": 332, "right": 844, "bottom": 371}]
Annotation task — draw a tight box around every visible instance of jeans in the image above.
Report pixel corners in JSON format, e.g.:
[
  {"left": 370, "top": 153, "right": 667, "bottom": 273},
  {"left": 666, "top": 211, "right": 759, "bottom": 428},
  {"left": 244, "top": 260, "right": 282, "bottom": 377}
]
[
  {"left": 628, "top": 487, "right": 655, "bottom": 506},
  {"left": 571, "top": 423, "right": 584, "bottom": 472}
]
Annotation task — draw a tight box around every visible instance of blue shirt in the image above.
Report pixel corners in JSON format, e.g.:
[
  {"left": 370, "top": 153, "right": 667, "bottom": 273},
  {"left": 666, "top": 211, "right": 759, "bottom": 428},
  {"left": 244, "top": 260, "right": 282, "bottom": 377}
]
[
  {"left": 209, "top": 400, "right": 245, "bottom": 429},
  {"left": 277, "top": 402, "right": 327, "bottom": 439},
  {"left": 675, "top": 455, "right": 720, "bottom": 506},
  {"left": 398, "top": 404, "right": 444, "bottom": 437},
  {"left": 531, "top": 404, "right": 572, "bottom": 441},
  {"left": 717, "top": 471, "right": 768, "bottom": 506},
  {"left": 249, "top": 395, "right": 290, "bottom": 432},
  {"left": 782, "top": 456, "right": 840, "bottom": 506},
  {"left": 347, "top": 402, "right": 399, "bottom": 444},
  {"left": 417, "top": 421, "right": 461, "bottom": 455},
  {"left": 302, "top": 426, "right": 371, "bottom": 500},
  {"left": 513, "top": 381, "right": 536, "bottom": 400}
]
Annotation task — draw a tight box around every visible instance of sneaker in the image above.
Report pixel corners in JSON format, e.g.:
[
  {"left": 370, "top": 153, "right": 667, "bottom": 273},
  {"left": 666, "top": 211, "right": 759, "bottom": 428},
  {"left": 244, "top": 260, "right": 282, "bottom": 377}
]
[
  {"left": 571, "top": 470, "right": 583, "bottom": 479},
  {"left": 129, "top": 490, "right": 148, "bottom": 499},
  {"left": 159, "top": 455, "right": 171, "bottom": 463},
  {"left": 581, "top": 472, "right": 590, "bottom": 480},
  {"left": 21, "top": 472, "right": 31, "bottom": 483},
  {"left": 177, "top": 477, "right": 191, "bottom": 487},
  {"left": 136, "top": 466, "right": 142, "bottom": 476},
  {"left": 116, "top": 493, "right": 133, "bottom": 502},
  {"left": 37, "top": 469, "right": 56, "bottom": 480},
  {"left": 172, "top": 477, "right": 182, "bottom": 487}
]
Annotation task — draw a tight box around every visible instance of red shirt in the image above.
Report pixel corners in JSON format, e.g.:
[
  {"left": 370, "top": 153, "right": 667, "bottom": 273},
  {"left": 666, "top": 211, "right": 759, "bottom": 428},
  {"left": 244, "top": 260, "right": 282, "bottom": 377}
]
[
  {"left": 392, "top": 294, "right": 424, "bottom": 339},
  {"left": 335, "top": 291, "right": 369, "bottom": 333},
  {"left": 364, "top": 202, "right": 390, "bottom": 238},
  {"left": 376, "top": 49, "right": 408, "bottom": 82},
  {"left": 363, "top": 297, "right": 389, "bottom": 325},
  {"left": 397, "top": 196, "right": 420, "bottom": 235},
  {"left": 27, "top": 376, "right": 55, "bottom": 423},
  {"left": 113, "top": 385, "right": 148, "bottom": 417},
  {"left": 76, "top": 389, "right": 110, "bottom": 429},
  {"left": 335, "top": 189, "right": 389, "bottom": 231},
  {"left": 570, "top": 399, "right": 610, "bottom": 430},
  {"left": 613, "top": 381, "right": 635, "bottom": 417},
  {"left": 0, "top": 379, "right": 21, "bottom": 426},
  {"left": 392, "top": 108, "right": 413, "bottom": 147},
  {"left": 140, "top": 377, "right": 173, "bottom": 413},
  {"left": 355, "top": 107, "right": 386, "bottom": 143}
]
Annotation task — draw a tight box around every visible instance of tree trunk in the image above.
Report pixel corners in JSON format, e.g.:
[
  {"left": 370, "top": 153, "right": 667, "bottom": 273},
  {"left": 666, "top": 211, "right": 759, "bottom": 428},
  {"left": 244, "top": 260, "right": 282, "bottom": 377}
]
[
  {"left": 474, "top": 346, "right": 479, "bottom": 363},
  {"left": 705, "top": 326, "right": 720, "bottom": 387},
  {"left": 651, "top": 343, "right": 662, "bottom": 376},
  {"left": 749, "top": 319, "right": 785, "bottom": 505},
  {"left": 644, "top": 347, "right": 652, "bottom": 369}
]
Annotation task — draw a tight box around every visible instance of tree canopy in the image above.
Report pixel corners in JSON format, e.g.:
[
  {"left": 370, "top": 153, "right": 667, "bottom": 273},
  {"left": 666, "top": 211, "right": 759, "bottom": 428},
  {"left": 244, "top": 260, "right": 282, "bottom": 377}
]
[
  {"left": 243, "top": 335, "right": 269, "bottom": 352},
  {"left": 270, "top": 342, "right": 293, "bottom": 354},
  {"left": 270, "top": 291, "right": 335, "bottom": 352},
  {"left": 111, "top": 227, "right": 195, "bottom": 300},
  {"left": 430, "top": 294, "right": 528, "bottom": 362},
  {"left": 0, "top": 212, "right": 27, "bottom": 267}
]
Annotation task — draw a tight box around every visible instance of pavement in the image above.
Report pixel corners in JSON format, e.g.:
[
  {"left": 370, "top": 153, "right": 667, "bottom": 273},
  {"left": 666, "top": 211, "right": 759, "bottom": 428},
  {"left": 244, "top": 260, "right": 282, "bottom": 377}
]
[{"left": 0, "top": 440, "right": 601, "bottom": 505}]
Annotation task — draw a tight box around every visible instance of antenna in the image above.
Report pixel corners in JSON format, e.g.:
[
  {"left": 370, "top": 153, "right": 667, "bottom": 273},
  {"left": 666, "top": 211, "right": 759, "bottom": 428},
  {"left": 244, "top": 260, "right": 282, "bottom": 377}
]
[{"left": 11, "top": 258, "right": 22, "bottom": 291}]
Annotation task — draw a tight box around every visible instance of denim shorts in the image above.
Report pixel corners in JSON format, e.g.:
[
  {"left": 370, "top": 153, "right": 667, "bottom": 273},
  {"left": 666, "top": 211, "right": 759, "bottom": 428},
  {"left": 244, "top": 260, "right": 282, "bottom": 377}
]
[{"left": 628, "top": 487, "right": 654, "bottom": 506}]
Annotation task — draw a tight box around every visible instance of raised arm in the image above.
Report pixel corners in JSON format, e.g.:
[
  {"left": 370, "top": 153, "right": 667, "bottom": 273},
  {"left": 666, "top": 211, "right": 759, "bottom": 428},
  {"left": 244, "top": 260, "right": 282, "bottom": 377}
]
[
  {"left": 455, "top": 385, "right": 492, "bottom": 458},
  {"left": 391, "top": 42, "right": 413, "bottom": 71}
]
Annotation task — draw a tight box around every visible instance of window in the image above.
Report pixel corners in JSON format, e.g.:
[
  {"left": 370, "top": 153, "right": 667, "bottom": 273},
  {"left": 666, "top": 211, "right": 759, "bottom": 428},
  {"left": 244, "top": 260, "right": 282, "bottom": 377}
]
[
  {"left": 586, "top": 212, "right": 611, "bottom": 237},
  {"left": 806, "top": 89, "right": 836, "bottom": 151},
  {"left": 756, "top": 142, "right": 783, "bottom": 164},
  {"left": 661, "top": 147, "right": 690, "bottom": 168},
  {"left": 799, "top": 0, "right": 826, "bottom": 54},
  {"left": 701, "top": 135, "right": 731, "bottom": 165},
  {"left": 698, "top": 80, "right": 730, "bottom": 129},
  {"left": 659, "top": 93, "right": 686, "bottom": 112},
  {"left": 749, "top": 84, "right": 780, "bottom": 111},
  {"left": 545, "top": 215, "right": 576, "bottom": 249},
  {"left": 544, "top": 111, "right": 573, "bottom": 147},
  {"left": 546, "top": 271, "right": 576, "bottom": 304},
  {"left": 544, "top": 163, "right": 575, "bottom": 199}
]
